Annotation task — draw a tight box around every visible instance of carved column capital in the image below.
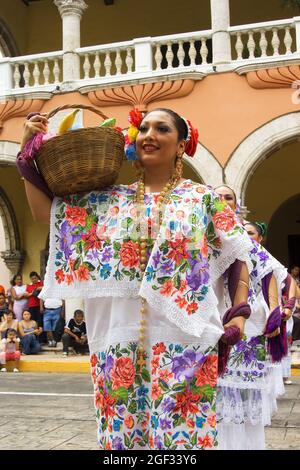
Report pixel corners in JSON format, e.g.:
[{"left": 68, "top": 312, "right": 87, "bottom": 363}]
[
  {"left": 0, "top": 250, "right": 26, "bottom": 275},
  {"left": 54, "top": 0, "right": 88, "bottom": 18}
]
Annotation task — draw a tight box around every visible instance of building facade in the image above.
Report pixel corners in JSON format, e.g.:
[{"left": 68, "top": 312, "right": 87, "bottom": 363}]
[{"left": 0, "top": 0, "right": 300, "bottom": 293}]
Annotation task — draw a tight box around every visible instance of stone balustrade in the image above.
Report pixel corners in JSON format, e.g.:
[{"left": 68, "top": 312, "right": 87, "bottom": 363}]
[
  {"left": 0, "top": 51, "right": 63, "bottom": 95},
  {"left": 1, "top": 17, "right": 300, "bottom": 97},
  {"left": 229, "top": 18, "right": 296, "bottom": 62}
]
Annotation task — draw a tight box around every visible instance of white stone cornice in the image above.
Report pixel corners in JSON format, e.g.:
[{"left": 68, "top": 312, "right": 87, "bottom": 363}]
[
  {"left": 54, "top": 0, "right": 88, "bottom": 18},
  {"left": 0, "top": 141, "right": 19, "bottom": 166}
]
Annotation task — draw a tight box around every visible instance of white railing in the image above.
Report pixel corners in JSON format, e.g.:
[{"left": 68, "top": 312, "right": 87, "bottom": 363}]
[
  {"left": 9, "top": 51, "right": 63, "bottom": 89},
  {"left": 151, "top": 30, "right": 212, "bottom": 71},
  {"left": 230, "top": 18, "right": 296, "bottom": 62},
  {"left": 1, "top": 17, "right": 300, "bottom": 97},
  {"left": 77, "top": 40, "right": 135, "bottom": 80}
]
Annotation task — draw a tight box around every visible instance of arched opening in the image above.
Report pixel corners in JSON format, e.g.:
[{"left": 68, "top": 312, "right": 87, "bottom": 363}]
[
  {"left": 244, "top": 140, "right": 300, "bottom": 266},
  {"left": 0, "top": 18, "right": 20, "bottom": 57},
  {"left": 0, "top": 187, "right": 24, "bottom": 278},
  {"left": 225, "top": 112, "right": 300, "bottom": 201},
  {"left": 266, "top": 194, "right": 300, "bottom": 268}
]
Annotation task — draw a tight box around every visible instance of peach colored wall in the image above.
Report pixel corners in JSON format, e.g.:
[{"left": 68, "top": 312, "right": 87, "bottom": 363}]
[{"left": 2, "top": 72, "right": 300, "bottom": 167}]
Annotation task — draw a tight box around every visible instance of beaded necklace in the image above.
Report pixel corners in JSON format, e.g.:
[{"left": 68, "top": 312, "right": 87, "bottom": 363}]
[{"left": 135, "top": 159, "right": 183, "bottom": 368}]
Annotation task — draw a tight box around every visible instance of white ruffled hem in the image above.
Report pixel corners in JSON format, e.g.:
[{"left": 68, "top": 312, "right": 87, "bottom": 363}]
[{"left": 217, "top": 385, "right": 272, "bottom": 426}]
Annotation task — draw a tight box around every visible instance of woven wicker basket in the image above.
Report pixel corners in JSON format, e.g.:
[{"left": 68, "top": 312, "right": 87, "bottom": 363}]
[{"left": 35, "top": 104, "right": 125, "bottom": 196}]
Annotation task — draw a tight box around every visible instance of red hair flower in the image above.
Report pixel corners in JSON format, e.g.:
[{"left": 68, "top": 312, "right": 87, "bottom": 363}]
[
  {"left": 184, "top": 119, "right": 199, "bottom": 157},
  {"left": 128, "top": 108, "right": 143, "bottom": 128}
]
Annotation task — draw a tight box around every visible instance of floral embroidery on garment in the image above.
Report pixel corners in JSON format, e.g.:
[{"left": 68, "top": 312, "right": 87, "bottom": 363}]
[
  {"left": 220, "top": 335, "right": 267, "bottom": 385},
  {"left": 90, "top": 342, "right": 218, "bottom": 450},
  {"left": 43, "top": 181, "right": 252, "bottom": 341}
]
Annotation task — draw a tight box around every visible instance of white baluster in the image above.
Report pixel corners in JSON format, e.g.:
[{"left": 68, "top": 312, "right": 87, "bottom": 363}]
[
  {"left": 33, "top": 61, "right": 40, "bottom": 86},
  {"left": 259, "top": 29, "right": 268, "bottom": 57},
  {"left": 24, "top": 62, "right": 30, "bottom": 87},
  {"left": 166, "top": 42, "right": 173, "bottom": 69},
  {"left": 43, "top": 60, "right": 50, "bottom": 85},
  {"left": 115, "top": 49, "right": 122, "bottom": 75},
  {"left": 247, "top": 31, "right": 256, "bottom": 59},
  {"left": 53, "top": 59, "right": 60, "bottom": 84},
  {"left": 104, "top": 51, "right": 112, "bottom": 76},
  {"left": 200, "top": 37, "right": 208, "bottom": 64},
  {"left": 125, "top": 48, "right": 133, "bottom": 73},
  {"left": 189, "top": 40, "right": 197, "bottom": 66},
  {"left": 154, "top": 44, "right": 162, "bottom": 70},
  {"left": 83, "top": 54, "right": 90, "bottom": 79},
  {"left": 13, "top": 64, "right": 21, "bottom": 89},
  {"left": 272, "top": 28, "right": 280, "bottom": 56},
  {"left": 235, "top": 33, "right": 244, "bottom": 60},
  {"left": 177, "top": 41, "right": 185, "bottom": 68},
  {"left": 94, "top": 53, "right": 101, "bottom": 78},
  {"left": 284, "top": 26, "right": 293, "bottom": 54}
]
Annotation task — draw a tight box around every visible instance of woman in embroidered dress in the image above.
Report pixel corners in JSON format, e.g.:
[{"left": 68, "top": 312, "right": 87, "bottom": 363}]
[
  {"left": 17, "top": 108, "right": 253, "bottom": 450},
  {"left": 214, "top": 187, "right": 288, "bottom": 450},
  {"left": 290, "top": 265, "right": 300, "bottom": 349},
  {"left": 245, "top": 223, "right": 296, "bottom": 387}
]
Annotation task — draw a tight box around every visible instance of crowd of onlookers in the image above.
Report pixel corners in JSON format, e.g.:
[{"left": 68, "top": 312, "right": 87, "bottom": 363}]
[{"left": 0, "top": 271, "right": 88, "bottom": 372}]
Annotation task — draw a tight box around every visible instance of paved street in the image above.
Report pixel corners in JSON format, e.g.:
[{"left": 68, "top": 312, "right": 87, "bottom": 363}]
[{"left": 0, "top": 373, "right": 299, "bottom": 450}]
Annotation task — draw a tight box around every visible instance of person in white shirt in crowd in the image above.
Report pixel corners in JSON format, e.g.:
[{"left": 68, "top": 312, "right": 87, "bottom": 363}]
[
  {"left": 10, "top": 274, "right": 30, "bottom": 321},
  {"left": 41, "top": 297, "right": 65, "bottom": 347}
]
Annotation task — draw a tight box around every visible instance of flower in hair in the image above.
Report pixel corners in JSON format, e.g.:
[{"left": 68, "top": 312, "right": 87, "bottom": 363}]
[
  {"left": 124, "top": 108, "right": 144, "bottom": 161},
  {"left": 128, "top": 108, "right": 143, "bottom": 128},
  {"left": 184, "top": 119, "right": 199, "bottom": 157},
  {"left": 128, "top": 125, "right": 139, "bottom": 143}
]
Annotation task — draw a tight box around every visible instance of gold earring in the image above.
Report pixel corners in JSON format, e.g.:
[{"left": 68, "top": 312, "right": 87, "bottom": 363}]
[
  {"left": 175, "top": 157, "right": 183, "bottom": 179},
  {"left": 132, "top": 160, "right": 144, "bottom": 179}
]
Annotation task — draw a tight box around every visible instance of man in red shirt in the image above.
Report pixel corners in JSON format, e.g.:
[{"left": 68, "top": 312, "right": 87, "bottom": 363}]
[
  {"left": 26, "top": 271, "right": 44, "bottom": 334},
  {"left": 0, "top": 285, "right": 5, "bottom": 295}
]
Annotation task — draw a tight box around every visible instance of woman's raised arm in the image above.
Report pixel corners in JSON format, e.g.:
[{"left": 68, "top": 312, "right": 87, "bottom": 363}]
[
  {"left": 19, "top": 113, "right": 52, "bottom": 225},
  {"left": 24, "top": 180, "right": 51, "bottom": 224}
]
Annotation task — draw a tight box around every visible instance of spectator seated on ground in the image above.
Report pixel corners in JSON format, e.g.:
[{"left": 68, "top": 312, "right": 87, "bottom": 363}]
[
  {"left": 62, "top": 309, "right": 89, "bottom": 356},
  {"left": 0, "top": 310, "right": 18, "bottom": 339},
  {"left": 0, "top": 328, "right": 21, "bottom": 373},
  {"left": 18, "top": 310, "right": 42, "bottom": 355},
  {"left": 0, "top": 292, "right": 9, "bottom": 322}
]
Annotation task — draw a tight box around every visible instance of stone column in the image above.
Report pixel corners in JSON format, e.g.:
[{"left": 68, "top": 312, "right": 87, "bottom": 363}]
[
  {"left": 54, "top": 0, "right": 88, "bottom": 85},
  {"left": 210, "top": 0, "right": 231, "bottom": 65},
  {"left": 239, "top": 205, "right": 250, "bottom": 222},
  {"left": 0, "top": 250, "right": 26, "bottom": 276}
]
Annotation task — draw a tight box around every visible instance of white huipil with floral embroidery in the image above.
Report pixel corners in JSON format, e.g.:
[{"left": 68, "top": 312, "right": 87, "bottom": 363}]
[
  {"left": 40, "top": 180, "right": 252, "bottom": 450},
  {"left": 217, "top": 240, "right": 287, "bottom": 450}
]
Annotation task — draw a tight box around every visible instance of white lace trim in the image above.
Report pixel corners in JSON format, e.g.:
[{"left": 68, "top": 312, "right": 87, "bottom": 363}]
[
  {"left": 209, "top": 233, "right": 253, "bottom": 284},
  {"left": 217, "top": 385, "right": 271, "bottom": 425},
  {"left": 140, "top": 281, "right": 224, "bottom": 349},
  {"left": 217, "top": 374, "right": 267, "bottom": 390},
  {"left": 87, "top": 326, "right": 216, "bottom": 355}
]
